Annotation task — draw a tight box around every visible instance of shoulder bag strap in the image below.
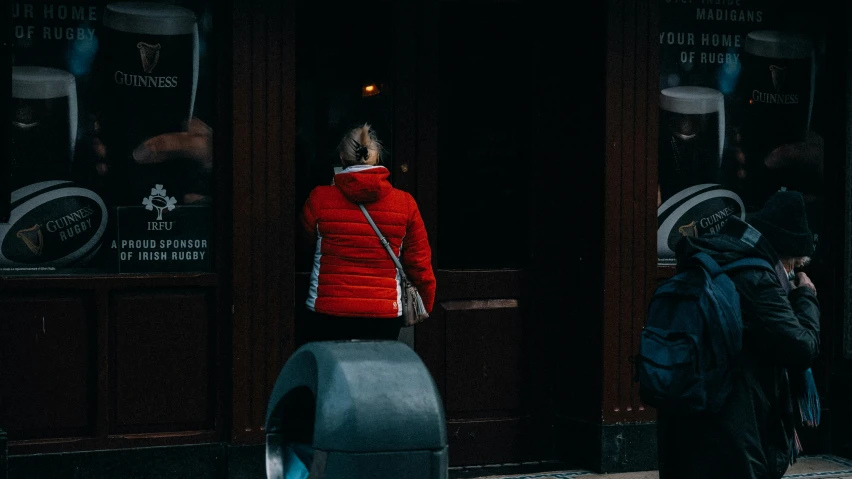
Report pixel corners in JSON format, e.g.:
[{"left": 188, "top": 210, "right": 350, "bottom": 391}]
[{"left": 358, "top": 204, "right": 408, "bottom": 281}]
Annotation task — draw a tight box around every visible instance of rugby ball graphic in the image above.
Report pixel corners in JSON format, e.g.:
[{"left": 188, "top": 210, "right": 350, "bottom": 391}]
[
  {"left": 657, "top": 184, "right": 745, "bottom": 262},
  {"left": 0, "top": 181, "right": 108, "bottom": 268}
]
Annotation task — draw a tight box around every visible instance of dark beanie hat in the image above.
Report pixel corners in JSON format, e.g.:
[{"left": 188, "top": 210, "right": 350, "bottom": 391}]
[{"left": 749, "top": 191, "right": 814, "bottom": 257}]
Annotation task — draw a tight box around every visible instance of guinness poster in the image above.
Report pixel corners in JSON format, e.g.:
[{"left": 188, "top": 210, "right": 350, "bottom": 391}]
[
  {"left": 5, "top": 1, "right": 214, "bottom": 274},
  {"left": 657, "top": 0, "right": 827, "bottom": 264}
]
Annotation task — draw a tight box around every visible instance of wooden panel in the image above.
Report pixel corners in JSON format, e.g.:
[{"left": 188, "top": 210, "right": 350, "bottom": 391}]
[
  {"left": 0, "top": 294, "right": 94, "bottom": 439},
  {"left": 111, "top": 290, "right": 213, "bottom": 432},
  {"left": 415, "top": 301, "right": 447, "bottom": 403},
  {"left": 0, "top": 274, "right": 216, "bottom": 291},
  {"left": 446, "top": 417, "right": 545, "bottom": 467},
  {"left": 230, "top": 0, "right": 253, "bottom": 443},
  {"left": 435, "top": 270, "right": 523, "bottom": 299},
  {"left": 603, "top": 0, "right": 626, "bottom": 423},
  {"left": 230, "top": 0, "right": 296, "bottom": 444},
  {"left": 417, "top": 271, "right": 525, "bottom": 410},
  {"left": 601, "top": 0, "right": 659, "bottom": 424},
  {"left": 445, "top": 300, "right": 522, "bottom": 413},
  {"left": 247, "top": 0, "right": 270, "bottom": 442},
  {"left": 277, "top": 0, "right": 297, "bottom": 389}
]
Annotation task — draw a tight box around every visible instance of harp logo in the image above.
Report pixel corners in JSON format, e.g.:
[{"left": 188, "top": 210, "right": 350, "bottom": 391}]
[
  {"left": 137, "top": 42, "right": 162, "bottom": 73},
  {"left": 769, "top": 64, "right": 787, "bottom": 93},
  {"left": 16, "top": 224, "right": 44, "bottom": 256},
  {"left": 678, "top": 221, "right": 698, "bottom": 238}
]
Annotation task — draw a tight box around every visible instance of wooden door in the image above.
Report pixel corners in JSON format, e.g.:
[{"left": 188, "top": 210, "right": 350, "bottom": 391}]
[
  {"left": 412, "top": 1, "right": 542, "bottom": 467},
  {"left": 412, "top": 0, "right": 610, "bottom": 466},
  {"left": 293, "top": 0, "right": 539, "bottom": 466},
  {"left": 292, "top": 0, "right": 607, "bottom": 467}
]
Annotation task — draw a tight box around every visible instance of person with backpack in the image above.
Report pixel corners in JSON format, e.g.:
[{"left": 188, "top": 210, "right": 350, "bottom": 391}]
[{"left": 652, "top": 190, "right": 820, "bottom": 479}]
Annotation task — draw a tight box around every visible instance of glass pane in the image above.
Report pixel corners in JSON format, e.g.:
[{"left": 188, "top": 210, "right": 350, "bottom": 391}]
[
  {"left": 656, "top": 1, "right": 830, "bottom": 265},
  {"left": 295, "top": 0, "right": 394, "bottom": 272},
  {"left": 437, "top": 4, "right": 532, "bottom": 269},
  {"left": 6, "top": 1, "right": 216, "bottom": 275}
]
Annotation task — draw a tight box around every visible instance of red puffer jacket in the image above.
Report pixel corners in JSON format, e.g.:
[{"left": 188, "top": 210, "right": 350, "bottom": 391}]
[{"left": 301, "top": 165, "right": 436, "bottom": 318}]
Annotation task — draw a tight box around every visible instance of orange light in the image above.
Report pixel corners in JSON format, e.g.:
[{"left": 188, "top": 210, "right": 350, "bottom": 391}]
[{"left": 362, "top": 83, "right": 380, "bottom": 97}]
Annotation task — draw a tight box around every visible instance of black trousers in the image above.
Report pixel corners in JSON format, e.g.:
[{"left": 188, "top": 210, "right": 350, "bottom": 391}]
[{"left": 295, "top": 309, "right": 402, "bottom": 348}]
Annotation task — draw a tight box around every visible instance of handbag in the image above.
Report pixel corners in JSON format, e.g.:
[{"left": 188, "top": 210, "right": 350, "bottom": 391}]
[{"left": 358, "top": 204, "right": 429, "bottom": 326}]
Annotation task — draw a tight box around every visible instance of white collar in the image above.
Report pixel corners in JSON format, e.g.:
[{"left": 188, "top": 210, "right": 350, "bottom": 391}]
[{"left": 340, "top": 164, "right": 385, "bottom": 173}]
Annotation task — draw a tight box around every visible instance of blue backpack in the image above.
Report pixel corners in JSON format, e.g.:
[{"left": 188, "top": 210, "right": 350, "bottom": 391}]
[{"left": 636, "top": 252, "right": 775, "bottom": 414}]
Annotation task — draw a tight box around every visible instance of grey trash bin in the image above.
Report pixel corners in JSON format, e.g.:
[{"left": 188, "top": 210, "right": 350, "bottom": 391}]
[{"left": 265, "top": 340, "right": 448, "bottom": 479}]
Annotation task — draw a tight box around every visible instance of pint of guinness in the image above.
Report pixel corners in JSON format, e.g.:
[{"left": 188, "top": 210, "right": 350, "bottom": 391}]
[
  {"left": 10, "top": 66, "right": 78, "bottom": 191},
  {"left": 736, "top": 30, "right": 815, "bottom": 203},
  {"left": 98, "top": 1, "right": 199, "bottom": 205},
  {"left": 658, "top": 86, "right": 725, "bottom": 203}
]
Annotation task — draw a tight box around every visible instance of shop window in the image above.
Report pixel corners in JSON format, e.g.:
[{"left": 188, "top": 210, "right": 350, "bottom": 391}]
[
  {"left": 6, "top": 1, "right": 216, "bottom": 275},
  {"left": 656, "top": 0, "right": 830, "bottom": 266}
]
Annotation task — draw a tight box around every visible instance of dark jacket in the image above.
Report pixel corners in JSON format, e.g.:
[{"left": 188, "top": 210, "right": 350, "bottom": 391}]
[{"left": 657, "top": 217, "right": 820, "bottom": 479}]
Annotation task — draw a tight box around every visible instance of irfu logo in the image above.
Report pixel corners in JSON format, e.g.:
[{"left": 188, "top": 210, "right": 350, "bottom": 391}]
[{"left": 142, "top": 184, "right": 177, "bottom": 221}]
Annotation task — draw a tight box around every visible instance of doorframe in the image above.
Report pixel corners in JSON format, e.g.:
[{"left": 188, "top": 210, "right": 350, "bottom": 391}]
[{"left": 229, "top": 0, "right": 297, "bottom": 445}]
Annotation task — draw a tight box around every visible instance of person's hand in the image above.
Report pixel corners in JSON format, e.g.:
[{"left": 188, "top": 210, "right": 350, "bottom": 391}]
[
  {"left": 92, "top": 118, "right": 213, "bottom": 204},
  {"left": 793, "top": 272, "right": 817, "bottom": 295},
  {"left": 131, "top": 118, "right": 213, "bottom": 173},
  {"left": 732, "top": 130, "right": 824, "bottom": 201}
]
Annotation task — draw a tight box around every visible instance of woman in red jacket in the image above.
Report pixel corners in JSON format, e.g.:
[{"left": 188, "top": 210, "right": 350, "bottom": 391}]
[{"left": 298, "top": 124, "right": 436, "bottom": 345}]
